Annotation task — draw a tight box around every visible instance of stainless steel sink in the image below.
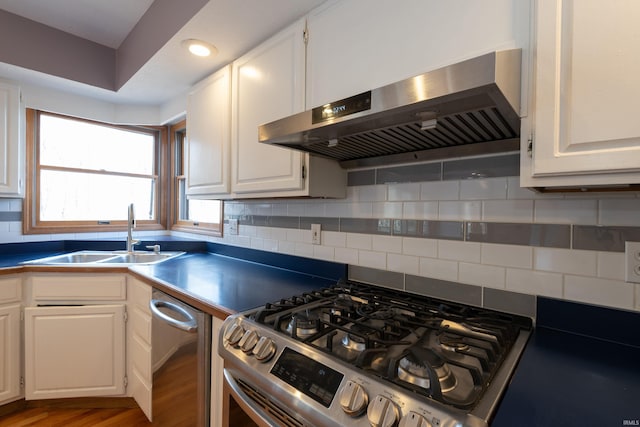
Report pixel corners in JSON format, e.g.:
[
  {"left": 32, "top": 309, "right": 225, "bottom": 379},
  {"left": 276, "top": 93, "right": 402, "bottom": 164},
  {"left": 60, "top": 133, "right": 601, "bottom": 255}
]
[{"left": 22, "top": 250, "right": 184, "bottom": 266}]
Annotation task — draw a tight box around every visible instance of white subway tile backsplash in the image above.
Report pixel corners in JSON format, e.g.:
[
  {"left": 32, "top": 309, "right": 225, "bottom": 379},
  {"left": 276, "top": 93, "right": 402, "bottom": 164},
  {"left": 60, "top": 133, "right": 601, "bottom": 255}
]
[
  {"left": 419, "top": 257, "right": 459, "bottom": 281},
  {"left": 387, "top": 253, "right": 419, "bottom": 275},
  {"left": 350, "top": 185, "right": 387, "bottom": 202},
  {"left": 459, "top": 263, "right": 505, "bottom": 289},
  {"left": 534, "top": 247, "right": 597, "bottom": 276},
  {"left": 482, "top": 200, "right": 534, "bottom": 222},
  {"left": 438, "top": 201, "right": 482, "bottom": 221},
  {"left": 278, "top": 240, "right": 296, "bottom": 255},
  {"left": 481, "top": 243, "right": 532, "bottom": 269},
  {"left": 460, "top": 178, "right": 507, "bottom": 200},
  {"left": 358, "top": 250, "right": 387, "bottom": 269},
  {"left": 534, "top": 199, "right": 598, "bottom": 225},
  {"left": 286, "top": 202, "right": 307, "bottom": 217},
  {"left": 348, "top": 202, "right": 374, "bottom": 218},
  {"left": 564, "top": 275, "right": 635, "bottom": 310},
  {"left": 420, "top": 180, "right": 459, "bottom": 201},
  {"left": 335, "top": 247, "right": 359, "bottom": 265},
  {"left": 402, "top": 237, "right": 438, "bottom": 258},
  {"left": 346, "top": 233, "right": 372, "bottom": 250},
  {"left": 323, "top": 231, "right": 346, "bottom": 247},
  {"left": 506, "top": 268, "right": 563, "bottom": 298},
  {"left": 402, "top": 202, "right": 439, "bottom": 220},
  {"left": 285, "top": 229, "right": 305, "bottom": 243},
  {"left": 313, "top": 245, "right": 335, "bottom": 261},
  {"left": 372, "top": 235, "right": 402, "bottom": 254},
  {"left": 597, "top": 251, "right": 626, "bottom": 281},
  {"left": 295, "top": 242, "right": 315, "bottom": 258},
  {"left": 372, "top": 202, "right": 403, "bottom": 219},
  {"left": 438, "top": 240, "right": 481, "bottom": 263},
  {"left": 599, "top": 199, "right": 640, "bottom": 226},
  {"left": 304, "top": 202, "right": 326, "bottom": 217},
  {"left": 324, "top": 202, "right": 350, "bottom": 218},
  {"left": 388, "top": 183, "right": 421, "bottom": 201}
]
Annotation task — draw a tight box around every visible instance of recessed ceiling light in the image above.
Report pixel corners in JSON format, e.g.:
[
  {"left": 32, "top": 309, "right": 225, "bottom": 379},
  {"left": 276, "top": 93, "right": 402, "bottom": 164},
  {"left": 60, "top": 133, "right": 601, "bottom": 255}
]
[{"left": 182, "top": 39, "right": 218, "bottom": 57}]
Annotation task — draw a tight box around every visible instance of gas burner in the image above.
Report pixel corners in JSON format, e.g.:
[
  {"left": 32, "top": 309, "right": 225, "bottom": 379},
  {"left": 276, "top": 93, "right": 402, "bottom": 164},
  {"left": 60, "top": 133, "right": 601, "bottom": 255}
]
[
  {"left": 340, "top": 323, "right": 379, "bottom": 352},
  {"left": 439, "top": 333, "right": 470, "bottom": 352},
  {"left": 397, "top": 348, "right": 457, "bottom": 393},
  {"left": 286, "top": 312, "right": 320, "bottom": 338}
]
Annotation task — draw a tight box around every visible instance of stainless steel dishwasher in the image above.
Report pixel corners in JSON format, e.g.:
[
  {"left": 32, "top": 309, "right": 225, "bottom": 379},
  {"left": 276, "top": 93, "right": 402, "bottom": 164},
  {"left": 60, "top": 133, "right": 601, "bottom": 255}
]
[{"left": 150, "top": 290, "right": 211, "bottom": 426}]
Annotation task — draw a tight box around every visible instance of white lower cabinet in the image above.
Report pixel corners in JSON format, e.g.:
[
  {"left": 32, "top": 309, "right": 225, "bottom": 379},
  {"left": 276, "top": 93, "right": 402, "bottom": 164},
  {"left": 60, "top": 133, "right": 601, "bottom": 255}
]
[
  {"left": 0, "top": 275, "right": 22, "bottom": 405},
  {"left": 127, "top": 276, "right": 152, "bottom": 421},
  {"left": 0, "top": 303, "right": 21, "bottom": 404},
  {"left": 210, "top": 316, "right": 224, "bottom": 427},
  {"left": 24, "top": 304, "right": 126, "bottom": 399},
  {"left": 23, "top": 273, "right": 128, "bottom": 401}
]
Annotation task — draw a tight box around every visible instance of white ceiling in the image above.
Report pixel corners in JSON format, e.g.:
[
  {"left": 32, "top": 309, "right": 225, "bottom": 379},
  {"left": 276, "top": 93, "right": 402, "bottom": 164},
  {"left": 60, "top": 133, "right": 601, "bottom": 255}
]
[{"left": 0, "top": 0, "right": 326, "bottom": 105}]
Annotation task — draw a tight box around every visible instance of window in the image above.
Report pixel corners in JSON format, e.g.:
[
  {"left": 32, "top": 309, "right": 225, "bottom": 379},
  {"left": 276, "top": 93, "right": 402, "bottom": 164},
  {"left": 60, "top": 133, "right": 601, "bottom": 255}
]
[
  {"left": 169, "top": 120, "right": 223, "bottom": 236},
  {"left": 23, "top": 109, "right": 166, "bottom": 233}
]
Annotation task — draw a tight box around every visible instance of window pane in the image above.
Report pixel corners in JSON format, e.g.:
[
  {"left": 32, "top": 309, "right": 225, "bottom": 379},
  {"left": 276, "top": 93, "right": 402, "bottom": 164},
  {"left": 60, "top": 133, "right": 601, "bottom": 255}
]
[
  {"left": 40, "top": 170, "right": 155, "bottom": 221},
  {"left": 184, "top": 199, "right": 221, "bottom": 224},
  {"left": 39, "top": 114, "right": 155, "bottom": 175}
]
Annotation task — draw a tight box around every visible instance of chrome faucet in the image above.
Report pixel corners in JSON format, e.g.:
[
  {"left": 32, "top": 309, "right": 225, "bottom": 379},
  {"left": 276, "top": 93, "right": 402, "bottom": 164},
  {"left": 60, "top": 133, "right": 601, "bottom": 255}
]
[{"left": 126, "top": 203, "right": 140, "bottom": 253}]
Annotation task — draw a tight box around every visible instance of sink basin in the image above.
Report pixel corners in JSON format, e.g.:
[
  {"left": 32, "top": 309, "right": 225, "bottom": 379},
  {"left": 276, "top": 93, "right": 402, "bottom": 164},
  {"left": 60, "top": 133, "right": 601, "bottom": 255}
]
[{"left": 22, "top": 250, "right": 184, "bottom": 266}]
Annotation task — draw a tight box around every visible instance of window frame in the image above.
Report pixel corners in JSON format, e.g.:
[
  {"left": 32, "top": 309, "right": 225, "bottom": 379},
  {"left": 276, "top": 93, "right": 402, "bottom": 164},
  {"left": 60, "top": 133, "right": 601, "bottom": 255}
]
[
  {"left": 169, "top": 119, "right": 223, "bottom": 236},
  {"left": 23, "top": 109, "right": 168, "bottom": 234}
]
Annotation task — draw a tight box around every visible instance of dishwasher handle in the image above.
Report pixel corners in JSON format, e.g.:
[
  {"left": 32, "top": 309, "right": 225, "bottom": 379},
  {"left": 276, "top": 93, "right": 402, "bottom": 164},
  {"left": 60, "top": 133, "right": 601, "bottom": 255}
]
[{"left": 150, "top": 299, "right": 198, "bottom": 332}]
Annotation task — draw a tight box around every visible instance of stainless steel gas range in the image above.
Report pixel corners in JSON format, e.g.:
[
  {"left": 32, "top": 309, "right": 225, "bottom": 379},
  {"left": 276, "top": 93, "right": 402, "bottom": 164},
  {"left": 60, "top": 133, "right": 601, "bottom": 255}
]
[{"left": 219, "top": 280, "right": 532, "bottom": 427}]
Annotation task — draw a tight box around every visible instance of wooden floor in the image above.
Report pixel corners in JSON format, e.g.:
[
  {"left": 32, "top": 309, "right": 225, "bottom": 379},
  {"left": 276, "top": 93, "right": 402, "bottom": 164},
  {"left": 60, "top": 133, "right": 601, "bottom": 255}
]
[{"left": 0, "top": 405, "right": 152, "bottom": 427}]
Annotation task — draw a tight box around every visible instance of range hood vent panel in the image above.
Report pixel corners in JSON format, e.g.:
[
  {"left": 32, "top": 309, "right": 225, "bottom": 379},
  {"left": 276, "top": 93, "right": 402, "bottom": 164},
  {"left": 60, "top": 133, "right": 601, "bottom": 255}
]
[{"left": 259, "top": 50, "right": 522, "bottom": 167}]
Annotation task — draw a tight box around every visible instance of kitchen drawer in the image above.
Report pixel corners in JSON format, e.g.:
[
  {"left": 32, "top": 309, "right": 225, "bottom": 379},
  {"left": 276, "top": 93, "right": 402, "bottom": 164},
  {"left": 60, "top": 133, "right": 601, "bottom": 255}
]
[
  {"left": 0, "top": 276, "right": 21, "bottom": 304},
  {"left": 30, "top": 274, "right": 126, "bottom": 301}
]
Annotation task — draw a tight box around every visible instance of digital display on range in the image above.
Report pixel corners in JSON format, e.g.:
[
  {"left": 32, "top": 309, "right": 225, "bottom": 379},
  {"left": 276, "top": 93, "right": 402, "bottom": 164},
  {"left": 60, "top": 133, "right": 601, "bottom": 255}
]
[
  {"left": 270, "top": 347, "right": 344, "bottom": 408},
  {"left": 312, "top": 91, "right": 372, "bottom": 124}
]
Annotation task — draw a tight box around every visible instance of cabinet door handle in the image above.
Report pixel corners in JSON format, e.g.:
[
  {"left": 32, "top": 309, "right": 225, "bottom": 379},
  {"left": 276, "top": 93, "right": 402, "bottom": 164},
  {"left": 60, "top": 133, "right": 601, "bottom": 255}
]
[{"left": 150, "top": 299, "right": 197, "bottom": 332}]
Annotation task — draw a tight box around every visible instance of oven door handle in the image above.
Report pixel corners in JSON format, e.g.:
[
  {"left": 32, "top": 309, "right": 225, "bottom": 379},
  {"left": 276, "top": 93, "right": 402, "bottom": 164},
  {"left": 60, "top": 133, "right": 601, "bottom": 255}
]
[{"left": 223, "top": 369, "right": 281, "bottom": 427}]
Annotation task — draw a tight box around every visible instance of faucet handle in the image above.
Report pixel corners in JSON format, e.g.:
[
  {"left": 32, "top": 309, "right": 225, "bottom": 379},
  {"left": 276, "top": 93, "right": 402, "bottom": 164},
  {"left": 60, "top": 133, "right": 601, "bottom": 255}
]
[{"left": 146, "top": 244, "right": 161, "bottom": 253}]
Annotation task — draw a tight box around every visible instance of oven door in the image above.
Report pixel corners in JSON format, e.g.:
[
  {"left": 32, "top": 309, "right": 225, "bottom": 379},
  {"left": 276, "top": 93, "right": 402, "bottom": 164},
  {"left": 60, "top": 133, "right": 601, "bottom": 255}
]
[{"left": 222, "top": 367, "right": 307, "bottom": 427}]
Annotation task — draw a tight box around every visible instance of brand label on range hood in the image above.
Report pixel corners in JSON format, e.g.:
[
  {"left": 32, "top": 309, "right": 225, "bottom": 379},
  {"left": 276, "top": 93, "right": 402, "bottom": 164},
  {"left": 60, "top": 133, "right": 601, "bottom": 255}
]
[{"left": 312, "top": 91, "right": 372, "bottom": 124}]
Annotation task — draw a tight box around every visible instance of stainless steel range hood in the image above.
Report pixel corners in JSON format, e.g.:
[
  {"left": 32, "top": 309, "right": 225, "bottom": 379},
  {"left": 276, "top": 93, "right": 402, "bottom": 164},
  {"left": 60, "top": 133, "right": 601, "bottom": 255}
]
[{"left": 259, "top": 49, "right": 522, "bottom": 168}]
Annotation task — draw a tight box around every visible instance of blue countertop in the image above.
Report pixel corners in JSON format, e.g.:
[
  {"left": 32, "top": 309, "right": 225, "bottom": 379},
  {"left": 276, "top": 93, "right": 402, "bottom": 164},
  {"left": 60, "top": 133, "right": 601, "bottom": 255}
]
[
  {"left": 493, "top": 298, "right": 640, "bottom": 427},
  {"left": 128, "top": 251, "right": 341, "bottom": 315}
]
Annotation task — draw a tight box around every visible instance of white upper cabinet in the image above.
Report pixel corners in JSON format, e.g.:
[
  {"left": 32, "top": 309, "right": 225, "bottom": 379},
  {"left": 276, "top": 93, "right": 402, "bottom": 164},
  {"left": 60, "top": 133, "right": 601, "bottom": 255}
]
[
  {"left": 522, "top": 0, "right": 640, "bottom": 188},
  {"left": 306, "top": 0, "right": 530, "bottom": 109},
  {"left": 0, "top": 80, "right": 24, "bottom": 197},
  {"left": 231, "top": 20, "right": 308, "bottom": 196},
  {"left": 186, "top": 65, "right": 231, "bottom": 197}
]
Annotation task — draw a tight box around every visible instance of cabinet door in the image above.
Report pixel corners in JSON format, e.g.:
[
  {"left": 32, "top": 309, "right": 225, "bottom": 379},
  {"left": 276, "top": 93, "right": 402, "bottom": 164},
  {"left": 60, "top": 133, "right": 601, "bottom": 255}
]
[
  {"left": 528, "top": 0, "right": 640, "bottom": 179},
  {"left": 0, "top": 304, "right": 21, "bottom": 405},
  {"left": 24, "top": 304, "right": 126, "bottom": 399},
  {"left": 186, "top": 65, "right": 231, "bottom": 197},
  {"left": 231, "top": 19, "right": 306, "bottom": 195},
  {"left": 306, "top": 0, "right": 530, "bottom": 108},
  {"left": 128, "top": 277, "right": 152, "bottom": 421},
  {"left": 0, "top": 80, "right": 23, "bottom": 197}
]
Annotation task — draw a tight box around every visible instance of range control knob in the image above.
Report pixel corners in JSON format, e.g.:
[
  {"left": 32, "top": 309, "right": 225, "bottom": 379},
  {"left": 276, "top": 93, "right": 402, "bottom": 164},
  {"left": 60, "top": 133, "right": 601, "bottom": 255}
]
[
  {"left": 239, "top": 330, "right": 260, "bottom": 353},
  {"left": 399, "top": 411, "right": 432, "bottom": 427},
  {"left": 338, "top": 380, "right": 368, "bottom": 416},
  {"left": 223, "top": 322, "right": 245, "bottom": 346},
  {"left": 367, "top": 395, "right": 399, "bottom": 427},
  {"left": 252, "top": 336, "right": 276, "bottom": 362}
]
